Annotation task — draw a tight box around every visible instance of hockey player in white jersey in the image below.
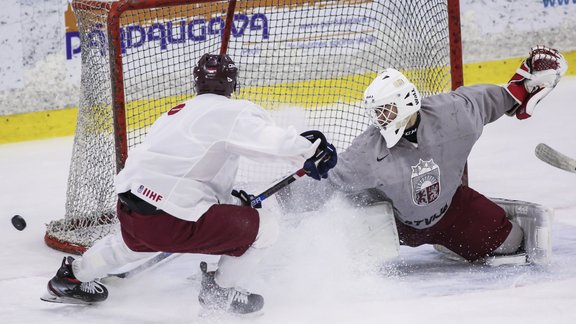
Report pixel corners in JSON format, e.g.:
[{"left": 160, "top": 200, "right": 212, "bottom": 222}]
[
  {"left": 42, "top": 54, "right": 337, "bottom": 314},
  {"left": 279, "top": 46, "right": 566, "bottom": 264}
]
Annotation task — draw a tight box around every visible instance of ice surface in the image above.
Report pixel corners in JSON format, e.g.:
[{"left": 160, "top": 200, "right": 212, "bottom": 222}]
[{"left": 1, "top": 78, "right": 575, "bottom": 324}]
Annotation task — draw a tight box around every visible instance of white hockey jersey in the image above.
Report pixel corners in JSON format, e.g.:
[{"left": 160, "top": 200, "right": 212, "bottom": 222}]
[{"left": 115, "top": 93, "right": 318, "bottom": 221}]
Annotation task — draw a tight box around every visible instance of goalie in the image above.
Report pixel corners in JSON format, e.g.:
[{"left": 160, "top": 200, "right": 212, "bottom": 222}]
[
  {"left": 279, "top": 46, "right": 566, "bottom": 265},
  {"left": 42, "top": 54, "right": 337, "bottom": 314}
]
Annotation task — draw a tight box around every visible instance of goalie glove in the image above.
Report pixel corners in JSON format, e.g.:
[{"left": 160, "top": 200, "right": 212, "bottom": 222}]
[{"left": 505, "top": 46, "right": 568, "bottom": 120}]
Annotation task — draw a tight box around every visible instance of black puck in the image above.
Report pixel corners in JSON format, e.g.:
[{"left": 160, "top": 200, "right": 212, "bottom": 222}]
[{"left": 11, "top": 215, "right": 26, "bottom": 231}]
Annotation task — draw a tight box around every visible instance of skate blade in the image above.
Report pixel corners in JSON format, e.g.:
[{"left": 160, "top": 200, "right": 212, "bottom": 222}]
[{"left": 40, "top": 291, "right": 93, "bottom": 305}]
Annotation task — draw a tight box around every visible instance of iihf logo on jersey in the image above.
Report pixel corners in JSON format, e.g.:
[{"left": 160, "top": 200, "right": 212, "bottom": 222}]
[
  {"left": 410, "top": 159, "right": 441, "bottom": 206},
  {"left": 137, "top": 185, "right": 163, "bottom": 202}
]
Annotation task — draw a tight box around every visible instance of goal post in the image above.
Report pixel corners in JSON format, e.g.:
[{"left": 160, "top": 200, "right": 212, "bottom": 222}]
[{"left": 45, "top": 0, "right": 463, "bottom": 254}]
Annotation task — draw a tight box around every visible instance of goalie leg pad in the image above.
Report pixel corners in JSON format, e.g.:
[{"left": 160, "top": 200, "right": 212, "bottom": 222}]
[
  {"left": 344, "top": 189, "right": 400, "bottom": 264},
  {"left": 491, "top": 198, "right": 553, "bottom": 265}
]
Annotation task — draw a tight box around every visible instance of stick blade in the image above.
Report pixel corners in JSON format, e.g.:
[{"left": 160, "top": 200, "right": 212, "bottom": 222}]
[{"left": 535, "top": 143, "right": 576, "bottom": 174}]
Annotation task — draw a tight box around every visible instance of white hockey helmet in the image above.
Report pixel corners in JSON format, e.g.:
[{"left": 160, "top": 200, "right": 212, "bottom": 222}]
[{"left": 363, "top": 68, "right": 422, "bottom": 148}]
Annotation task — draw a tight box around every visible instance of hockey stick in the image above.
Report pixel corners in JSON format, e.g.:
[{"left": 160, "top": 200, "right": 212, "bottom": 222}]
[
  {"left": 535, "top": 143, "right": 576, "bottom": 174},
  {"left": 107, "top": 166, "right": 312, "bottom": 279},
  {"left": 247, "top": 168, "right": 308, "bottom": 207},
  {"left": 107, "top": 252, "right": 178, "bottom": 279}
]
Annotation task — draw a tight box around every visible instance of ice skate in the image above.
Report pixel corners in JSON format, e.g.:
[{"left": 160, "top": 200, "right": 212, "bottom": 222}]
[
  {"left": 197, "top": 261, "right": 264, "bottom": 314},
  {"left": 41, "top": 256, "right": 108, "bottom": 305}
]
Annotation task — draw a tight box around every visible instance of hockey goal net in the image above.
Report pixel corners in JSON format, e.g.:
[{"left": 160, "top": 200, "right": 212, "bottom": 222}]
[{"left": 45, "top": 0, "right": 463, "bottom": 254}]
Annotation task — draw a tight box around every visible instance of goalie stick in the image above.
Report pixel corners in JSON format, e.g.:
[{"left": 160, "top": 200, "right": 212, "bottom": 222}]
[
  {"left": 107, "top": 166, "right": 313, "bottom": 279},
  {"left": 535, "top": 143, "right": 576, "bottom": 174}
]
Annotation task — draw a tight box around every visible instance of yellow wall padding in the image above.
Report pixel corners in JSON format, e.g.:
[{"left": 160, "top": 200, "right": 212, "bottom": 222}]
[{"left": 0, "top": 108, "right": 78, "bottom": 144}]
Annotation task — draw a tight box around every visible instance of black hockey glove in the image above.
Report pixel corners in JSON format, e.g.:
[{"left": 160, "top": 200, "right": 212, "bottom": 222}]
[
  {"left": 300, "top": 130, "right": 338, "bottom": 181},
  {"left": 231, "top": 189, "right": 262, "bottom": 208},
  {"left": 317, "top": 143, "right": 337, "bottom": 175}
]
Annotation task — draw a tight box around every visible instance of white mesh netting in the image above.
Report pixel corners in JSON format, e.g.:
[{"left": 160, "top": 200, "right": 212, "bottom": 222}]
[{"left": 45, "top": 0, "right": 457, "bottom": 253}]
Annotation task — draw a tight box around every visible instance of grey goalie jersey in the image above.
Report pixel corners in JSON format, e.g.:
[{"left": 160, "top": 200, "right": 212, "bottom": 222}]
[{"left": 280, "top": 85, "right": 517, "bottom": 229}]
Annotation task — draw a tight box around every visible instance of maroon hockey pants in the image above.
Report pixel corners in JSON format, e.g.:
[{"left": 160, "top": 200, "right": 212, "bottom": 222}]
[
  {"left": 395, "top": 186, "right": 512, "bottom": 261},
  {"left": 116, "top": 201, "right": 260, "bottom": 257}
]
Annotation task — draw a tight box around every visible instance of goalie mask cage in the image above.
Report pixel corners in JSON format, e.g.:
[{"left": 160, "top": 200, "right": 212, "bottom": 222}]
[{"left": 45, "top": 0, "right": 463, "bottom": 254}]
